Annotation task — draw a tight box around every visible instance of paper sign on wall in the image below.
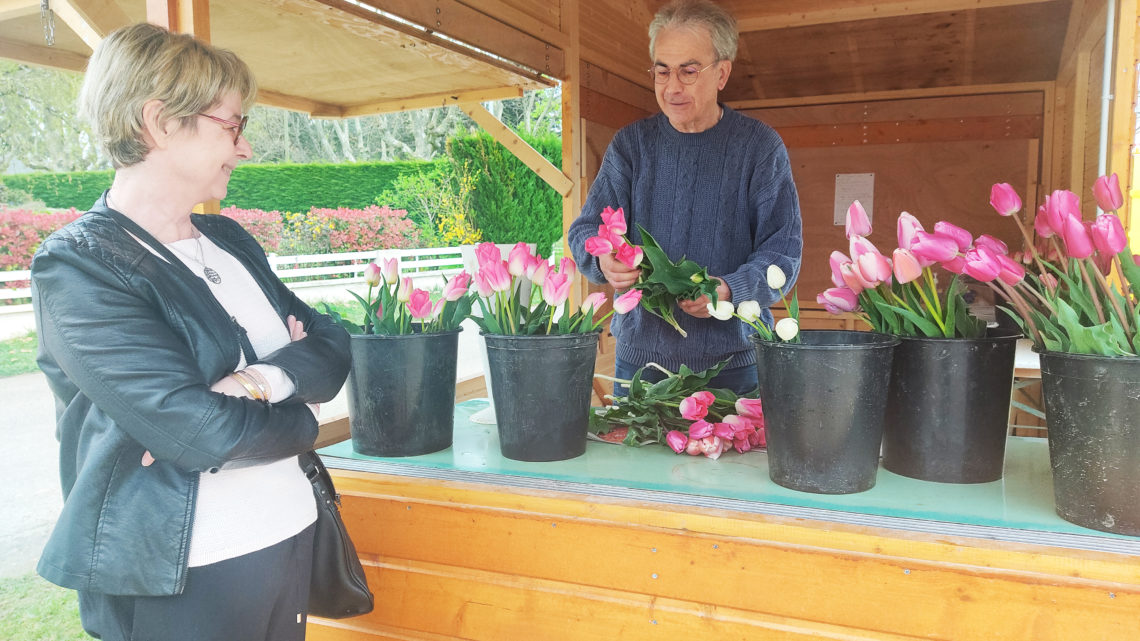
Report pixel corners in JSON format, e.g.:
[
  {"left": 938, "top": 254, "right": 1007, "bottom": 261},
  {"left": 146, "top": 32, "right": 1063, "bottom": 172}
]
[{"left": 834, "top": 173, "right": 874, "bottom": 227}]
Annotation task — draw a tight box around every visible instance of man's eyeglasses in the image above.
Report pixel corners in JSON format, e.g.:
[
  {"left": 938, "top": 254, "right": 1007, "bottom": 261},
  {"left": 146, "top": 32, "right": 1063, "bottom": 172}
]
[
  {"left": 197, "top": 113, "right": 248, "bottom": 144},
  {"left": 648, "top": 61, "right": 717, "bottom": 85}
]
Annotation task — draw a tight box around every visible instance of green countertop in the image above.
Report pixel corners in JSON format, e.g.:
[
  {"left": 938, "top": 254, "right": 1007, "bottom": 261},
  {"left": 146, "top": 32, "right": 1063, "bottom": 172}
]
[{"left": 319, "top": 399, "right": 1140, "bottom": 554}]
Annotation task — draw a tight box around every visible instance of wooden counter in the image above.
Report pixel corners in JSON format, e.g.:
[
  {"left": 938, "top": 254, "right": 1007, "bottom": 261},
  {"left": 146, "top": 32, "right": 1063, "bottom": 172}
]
[{"left": 307, "top": 401, "right": 1140, "bottom": 640}]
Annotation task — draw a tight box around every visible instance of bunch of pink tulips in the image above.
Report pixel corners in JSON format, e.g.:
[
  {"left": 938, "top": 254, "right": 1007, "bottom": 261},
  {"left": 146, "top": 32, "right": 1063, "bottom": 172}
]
[{"left": 665, "top": 395, "right": 766, "bottom": 459}]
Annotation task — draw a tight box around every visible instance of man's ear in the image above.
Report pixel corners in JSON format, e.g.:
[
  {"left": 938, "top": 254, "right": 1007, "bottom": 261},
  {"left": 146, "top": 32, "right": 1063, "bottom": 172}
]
[
  {"left": 717, "top": 60, "right": 732, "bottom": 91},
  {"left": 140, "top": 99, "right": 173, "bottom": 150}
]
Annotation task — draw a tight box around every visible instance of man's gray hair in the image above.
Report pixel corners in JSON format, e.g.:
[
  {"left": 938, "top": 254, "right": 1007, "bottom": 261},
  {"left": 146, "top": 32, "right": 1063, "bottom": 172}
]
[{"left": 648, "top": 0, "right": 738, "bottom": 62}]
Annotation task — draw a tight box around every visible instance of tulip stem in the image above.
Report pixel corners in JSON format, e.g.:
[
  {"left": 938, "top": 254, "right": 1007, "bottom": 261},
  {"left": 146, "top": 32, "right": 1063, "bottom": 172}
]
[
  {"left": 906, "top": 277, "right": 948, "bottom": 336},
  {"left": 1091, "top": 262, "right": 1132, "bottom": 335},
  {"left": 924, "top": 269, "right": 944, "bottom": 319},
  {"left": 1011, "top": 213, "right": 1051, "bottom": 277},
  {"left": 1077, "top": 259, "right": 1107, "bottom": 324},
  {"left": 1113, "top": 255, "right": 1139, "bottom": 319},
  {"left": 991, "top": 281, "right": 1042, "bottom": 345}
]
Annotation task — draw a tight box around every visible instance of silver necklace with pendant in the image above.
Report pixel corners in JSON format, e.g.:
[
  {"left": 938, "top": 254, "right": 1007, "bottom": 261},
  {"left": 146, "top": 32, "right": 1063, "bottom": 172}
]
[{"left": 194, "top": 235, "right": 223, "bottom": 284}]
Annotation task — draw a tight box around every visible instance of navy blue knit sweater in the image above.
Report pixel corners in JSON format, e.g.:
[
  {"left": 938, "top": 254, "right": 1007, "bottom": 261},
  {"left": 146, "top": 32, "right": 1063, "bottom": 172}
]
[{"left": 567, "top": 105, "right": 803, "bottom": 373}]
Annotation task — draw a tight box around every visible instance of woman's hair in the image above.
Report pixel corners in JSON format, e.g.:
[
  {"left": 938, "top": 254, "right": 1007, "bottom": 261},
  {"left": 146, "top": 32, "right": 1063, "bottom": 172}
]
[
  {"left": 648, "top": 0, "right": 738, "bottom": 62},
  {"left": 78, "top": 23, "right": 257, "bottom": 168}
]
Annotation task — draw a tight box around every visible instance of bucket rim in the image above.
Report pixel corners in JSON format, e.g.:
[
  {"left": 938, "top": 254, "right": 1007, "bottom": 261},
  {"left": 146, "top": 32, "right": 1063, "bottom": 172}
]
[
  {"left": 750, "top": 329, "right": 899, "bottom": 350},
  {"left": 349, "top": 326, "right": 463, "bottom": 340},
  {"left": 891, "top": 327, "right": 1022, "bottom": 344}
]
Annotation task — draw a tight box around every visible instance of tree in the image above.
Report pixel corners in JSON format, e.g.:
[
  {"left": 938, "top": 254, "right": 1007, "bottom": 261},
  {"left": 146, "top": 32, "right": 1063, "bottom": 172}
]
[{"left": 0, "top": 62, "right": 105, "bottom": 173}]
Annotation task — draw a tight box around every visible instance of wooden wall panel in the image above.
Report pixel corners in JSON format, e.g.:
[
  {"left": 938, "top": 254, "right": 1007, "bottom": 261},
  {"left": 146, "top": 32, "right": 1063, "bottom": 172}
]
[
  {"left": 307, "top": 471, "right": 1140, "bottom": 641},
  {"left": 779, "top": 139, "right": 1032, "bottom": 300}
]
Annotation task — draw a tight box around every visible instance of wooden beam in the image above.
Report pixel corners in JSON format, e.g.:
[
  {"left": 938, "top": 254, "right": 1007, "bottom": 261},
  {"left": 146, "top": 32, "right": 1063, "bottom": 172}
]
[
  {"left": 454, "top": 0, "right": 569, "bottom": 49},
  {"left": 313, "top": 0, "right": 554, "bottom": 86},
  {"left": 255, "top": 88, "right": 345, "bottom": 117},
  {"left": 731, "top": 0, "right": 1056, "bottom": 32},
  {"left": 0, "top": 37, "right": 89, "bottom": 71},
  {"left": 1108, "top": 0, "right": 1138, "bottom": 232},
  {"left": 726, "top": 82, "right": 1054, "bottom": 109},
  {"left": 53, "top": 2, "right": 102, "bottom": 50},
  {"left": 562, "top": 0, "right": 584, "bottom": 301},
  {"left": 341, "top": 86, "right": 524, "bottom": 118},
  {"left": 768, "top": 114, "right": 1043, "bottom": 148},
  {"left": 0, "top": 0, "right": 38, "bottom": 21},
  {"left": 53, "top": 0, "right": 131, "bottom": 49},
  {"left": 459, "top": 101, "right": 573, "bottom": 197}
]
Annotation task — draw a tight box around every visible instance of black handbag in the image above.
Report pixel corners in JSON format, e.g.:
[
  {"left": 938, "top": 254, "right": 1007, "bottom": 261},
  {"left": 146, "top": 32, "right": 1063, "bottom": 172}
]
[{"left": 300, "top": 451, "right": 374, "bottom": 619}]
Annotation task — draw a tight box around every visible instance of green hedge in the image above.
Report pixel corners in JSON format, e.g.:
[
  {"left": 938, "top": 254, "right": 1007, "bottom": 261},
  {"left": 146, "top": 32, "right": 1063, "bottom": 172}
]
[
  {"left": 447, "top": 132, "right": 562, "bottom": 252},
  {"left": 2, "top": 160, "right": 436, "bottom": 212}
]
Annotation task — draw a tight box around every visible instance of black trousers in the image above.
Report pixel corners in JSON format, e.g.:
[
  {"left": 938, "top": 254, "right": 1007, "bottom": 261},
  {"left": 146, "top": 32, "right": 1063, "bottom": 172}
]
[{"left": 78, "top": 522, "right": 315, "bottom": 641}]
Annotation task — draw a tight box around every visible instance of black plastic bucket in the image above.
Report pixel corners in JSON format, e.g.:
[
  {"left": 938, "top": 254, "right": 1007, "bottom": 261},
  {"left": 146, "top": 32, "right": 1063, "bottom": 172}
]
[
  {"left": 752, "top": 330, "right": 899, "bottom": 494},
  {"left": 347, "top": 328, "right": 461, "bottom": 457},
  {"left": 1039, "top": 350, "right": 1140, "bottom": 535},
  {"left": 883, "top": 328, "right": 1020, "bottom": 483},
  {"left": 483, "top": 331, "right": 599, "bottom": 462}
]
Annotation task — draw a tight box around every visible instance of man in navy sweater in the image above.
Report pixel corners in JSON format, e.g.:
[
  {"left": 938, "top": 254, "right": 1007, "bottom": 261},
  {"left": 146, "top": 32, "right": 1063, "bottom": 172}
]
[{"left": 567, "top": 0, "right": 803, "bottom": 395}]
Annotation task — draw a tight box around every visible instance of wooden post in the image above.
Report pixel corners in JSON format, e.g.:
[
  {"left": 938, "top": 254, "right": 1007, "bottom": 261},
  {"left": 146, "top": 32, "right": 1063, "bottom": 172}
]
[
  {"left": 147, "top": 0, "right": 219, "bottom": 214},
  {"left": 1110, "top": 0, "right": 1139, "bottom": 244},
  {"left": 561, "top": 0, "right": 583, "bottom": 303}
]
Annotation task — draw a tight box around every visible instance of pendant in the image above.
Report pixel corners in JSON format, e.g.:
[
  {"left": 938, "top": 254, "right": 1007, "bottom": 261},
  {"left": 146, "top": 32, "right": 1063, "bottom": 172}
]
[{"left": 203, "top": 266, "right": 222, "bottom": 284}]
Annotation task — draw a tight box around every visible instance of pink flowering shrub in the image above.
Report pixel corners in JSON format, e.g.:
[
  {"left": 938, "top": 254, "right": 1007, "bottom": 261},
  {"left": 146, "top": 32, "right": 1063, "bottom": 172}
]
[
  {"left": 219, "top": 206, "right": 284, "bottom": 251},
  {"left": 0, "top": 207, "right": 82, "bottom": 271},
  {"left": 317, "top": 205, "right": 419, "bottom": 252}
]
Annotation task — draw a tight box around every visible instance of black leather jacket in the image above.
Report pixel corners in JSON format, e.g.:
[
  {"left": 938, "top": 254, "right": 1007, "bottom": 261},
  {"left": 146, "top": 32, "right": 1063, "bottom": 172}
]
[{"left": 32, "top": 199, "right": 350, "bottom": 595}]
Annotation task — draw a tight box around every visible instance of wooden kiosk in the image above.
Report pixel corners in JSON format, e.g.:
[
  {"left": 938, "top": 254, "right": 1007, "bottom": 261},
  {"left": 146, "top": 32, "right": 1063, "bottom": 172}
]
[{"left": 4, "top": 1, "right": 1140, "bottom": 638}]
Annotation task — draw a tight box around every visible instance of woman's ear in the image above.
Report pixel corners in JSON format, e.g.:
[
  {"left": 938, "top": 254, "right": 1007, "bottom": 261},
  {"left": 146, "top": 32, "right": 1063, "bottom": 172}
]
[{"left": 140, "top": 99, "right": 173, "bottom": 150}]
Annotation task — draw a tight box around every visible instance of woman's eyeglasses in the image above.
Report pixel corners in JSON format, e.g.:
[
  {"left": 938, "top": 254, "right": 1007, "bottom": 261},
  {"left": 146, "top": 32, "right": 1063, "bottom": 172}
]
[{"left": 197, "top": 113, "right": 248, "bottom": 144}]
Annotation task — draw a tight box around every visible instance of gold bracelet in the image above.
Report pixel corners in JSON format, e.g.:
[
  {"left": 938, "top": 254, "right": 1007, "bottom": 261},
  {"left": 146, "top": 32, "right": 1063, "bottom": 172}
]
[
  {"left": 241, "top": 367, "right": 272, "bottom": 402},
  {"left": 229, "top": 371, "right": 265, "bottom": 402}
]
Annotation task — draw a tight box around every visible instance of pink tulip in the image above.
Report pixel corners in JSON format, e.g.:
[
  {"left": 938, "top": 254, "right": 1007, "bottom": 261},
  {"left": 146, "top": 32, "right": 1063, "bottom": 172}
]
[
  {"left": 474, "top": 242, "right": 501, "bottom": 269},
  {"left": 817, "top": 287, "right": 859, "bottom": 313},
  {"left": 712, "top": 422, "right": 736, "bottom": 440},
  {"left": 442, "top": 271, "right": 472, "bottom": 301},
  {"left": 942, "top": 255, "right": 966, "bottom": 274},
  {"left": 598, "top": 224, "right": 624, "bottom": 248},
  {"left": 846, "top": 200, "right": 872, "bottom": 239},
  {"left": 396, "top": 277, "right": 414, "bottom": 302},
  {"left": 751, "top": 423, "right": 767, "bottom": 449},
  {"left": 995, "top": 253, "right": 1026, "bottom": 286},
  {"left": 614, "top": 289, "right": 642, "bottom": 314},
  {"left": 614, "top": 242, "right": 644, "bottom": 268},
  {"left": 1093, "top": 249, "right": 1113, "bottom": 275},
  {"left": 974, "top": 234, "right": 1009, "bottom": 255},
  {"left": 379, "top": 257, "right": 399, "bottom": 285},
  {"left": 989, "top": 183, "right": 1023, "bottom": 217},
  {"left": 666, "top": 430, "right": 688, "bottom": 454},
  {"left": 891, "top": 248, "right": 923, "bottom": 284},
  {"left": 507, "top": 242, "right": 531, "bottom": 277},
  {"left": 584, "top": 236, "right": 614, "bottom": 256},
  {"left": 529, "top": 260, "right": 549, "bottom": 286},
  {"left": 933, "top": 221, "right": 973, "bottom": 252},
  {"left": 896, "top": 212, "right": 924, "bottom": 252},
  {"left": 580, "top": 291, "right": 607, "bottom": 315},
  {"left": 722, "top": 414, "right": 754, "bottom": 433},
  {"left": 560, "top": 257, "right": 577, "bottom": 280},
  {"left": 363, "top": 262, "right": 382, "bottom": 287},
  {"left": 1093, "top": 173, "right": 1124, "bottom": 212},
  {"left": 855, "top": 251, "right": 892, "bottom": 286},
  {"left": 839, "top": 263, "right": 865, "bottom": 294},
  {"left": 698, "top": 436, "right": 726, "bottom": 460},
  {"left": 542, "top": 271, "right": 571, "bottom": 308},
  {"left": 1061, "top": 214, "right": 1094, "bottom": 259},
  {"left": 1045, "top": 190, "right": 1080, "bottom": 236},
  {"left": 688, "top": 419, "right": 714, "bottom": 439},
  {"left": 963, "top": 246, "right": 1002, "bottom": 282},
  {"left": 473, "top": 270, "right": 496, "bottom": 297},
  {"left": 732, "top": 434, "right": 753, "bottom": 454},
  {"left": 910, "top": 231, "right": 960, "bottom": 263},
  {"left": 849, "top": 235, "right": 880, "bottom": 260},
  {"left": 600, "top": 206, "right": 628, "bottom": 235},
  {"left": 1040, "top": 272, "right": 1059, "bottom": 292},
  {"left": 735, "top": 397, "right": 763, "bottom": 419},
  {"left": 828, "top": 251, "right": 851, "bottom": 288},
  {"left": 691, "top": 391, "right": 715, "bottom": 407},
  {"left": 1091, "top": 213, "right": 1128, "bottom": 255},
  {"left": 431, "top": 298, "right": 446, "bottom": 318},
  {"left": 679, "top": 396, "right": 708, "bottom": 420},
  {"left": 1034, "top": 204, "right": 1056, "bottom": 239},
  {"left": 406, "top": 289, "right": 433, "bottom": 319},
  {"left": 478, "top": 260, "right": 511, "bottom": 293}
]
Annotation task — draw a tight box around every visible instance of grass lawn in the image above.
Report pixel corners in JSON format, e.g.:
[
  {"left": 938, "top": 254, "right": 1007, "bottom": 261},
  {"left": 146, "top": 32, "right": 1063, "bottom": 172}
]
[
  {"left": 0, "top": 574, "right": 86, "bottom": 640},
  {"left": 0, "top": 331, "right": 38, "bottom": 377}
]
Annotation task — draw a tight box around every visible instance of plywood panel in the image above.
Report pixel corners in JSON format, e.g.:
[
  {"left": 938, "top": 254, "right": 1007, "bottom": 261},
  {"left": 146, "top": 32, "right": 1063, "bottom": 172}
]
[
  {"left": 785, "top": 139, "right": 1032, "bottom": 300},
  {"left": 751, "top": 93, "right": 1045, "bottom": 128},
  {"left": 308, "top": 471, "right": 1140, "bottom": 641}
]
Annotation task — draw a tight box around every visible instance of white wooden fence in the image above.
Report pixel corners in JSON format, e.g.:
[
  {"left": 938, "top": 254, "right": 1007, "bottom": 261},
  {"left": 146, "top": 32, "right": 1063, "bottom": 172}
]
[{"left": 0, "top": 270, "right": 31, "bottom": 313}]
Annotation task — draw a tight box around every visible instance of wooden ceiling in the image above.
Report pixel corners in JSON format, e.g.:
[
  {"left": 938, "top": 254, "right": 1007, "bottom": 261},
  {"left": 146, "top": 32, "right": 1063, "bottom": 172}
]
[{"left": 0, "top": 0, "right": 1080, "bottom": 115}]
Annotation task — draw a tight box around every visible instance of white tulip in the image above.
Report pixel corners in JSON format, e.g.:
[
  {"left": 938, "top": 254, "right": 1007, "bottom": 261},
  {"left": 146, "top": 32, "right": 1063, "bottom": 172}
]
[
  {"left": 736, "top": 300, "right": 762, "bottom": 323},
  {"left": 706, "top": 300, "right": 735, "bottom": 321},
  {"left": 775, "top": 317, "right": 799, "bottom": 341},
  {"left": 766, "top": 264, "right": 787, "bottom": 290}
]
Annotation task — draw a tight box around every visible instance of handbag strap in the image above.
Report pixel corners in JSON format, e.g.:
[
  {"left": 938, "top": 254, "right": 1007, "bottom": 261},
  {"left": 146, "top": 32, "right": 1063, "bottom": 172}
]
[{"left": 300, "top": 451, "right": 340, "bottom": 506}]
